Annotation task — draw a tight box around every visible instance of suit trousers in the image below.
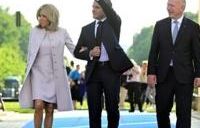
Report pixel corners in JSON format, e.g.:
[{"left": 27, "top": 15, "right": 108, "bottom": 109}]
[
  {"left": 87, "top": 62, "right": 120, "bottom": 128},
  {"left": 126, "top": 82, "right": 143, "bottom": 112},
  {"left": 156, "top": 67, "right": 193, "bottom": 128}
]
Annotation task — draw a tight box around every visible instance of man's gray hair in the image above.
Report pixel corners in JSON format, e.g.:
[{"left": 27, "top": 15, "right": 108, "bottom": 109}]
[
  {"left": 181, "top": 0, "right": 186, "bottom": 9},
  {"left": 182, "top": 0, "right": 186, "bottom": 4},
  {"left": 36, "top": 4, "right": 59, "bottom": 31}
]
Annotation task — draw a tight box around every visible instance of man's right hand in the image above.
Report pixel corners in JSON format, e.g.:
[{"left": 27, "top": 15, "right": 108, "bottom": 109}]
[
  {"left": 147, "top": 74, "right": 157, "bottom": 87},
  {"left": 89, "top": 46, "right": 101, "bottom": 58}
]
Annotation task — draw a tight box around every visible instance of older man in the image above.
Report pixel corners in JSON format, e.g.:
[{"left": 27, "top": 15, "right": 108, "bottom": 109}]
[{"left": 147, "top": 0, "right": 200, "bottom": 127}]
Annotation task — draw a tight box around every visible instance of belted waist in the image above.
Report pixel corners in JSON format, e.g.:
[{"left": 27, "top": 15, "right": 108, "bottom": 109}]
[{"left": 97, "top": 61, "right": 110, "bottom": 66}]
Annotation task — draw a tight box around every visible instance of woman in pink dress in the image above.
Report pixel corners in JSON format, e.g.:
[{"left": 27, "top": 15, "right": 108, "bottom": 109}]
[{"left": 19, "top": 4, "right": 74, "bottom": 128}]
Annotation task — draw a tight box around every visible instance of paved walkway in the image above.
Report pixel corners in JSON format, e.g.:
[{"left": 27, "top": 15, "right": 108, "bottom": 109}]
[
  {"left": 0, "top": 111, "right": 32, "bottom": 128},
  {"left": 0, "top": 110, "right": 200, "bottom": 128}
]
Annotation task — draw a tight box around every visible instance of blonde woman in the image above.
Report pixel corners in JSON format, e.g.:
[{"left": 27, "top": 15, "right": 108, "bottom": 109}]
[{"left": 19, "top": 4, "right": 74, "bottom": 128}]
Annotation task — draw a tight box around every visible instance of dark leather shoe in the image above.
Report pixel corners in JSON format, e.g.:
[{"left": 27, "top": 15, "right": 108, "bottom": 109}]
[{"left": 129, "top": 109, "right": 135, "bottom": 112}]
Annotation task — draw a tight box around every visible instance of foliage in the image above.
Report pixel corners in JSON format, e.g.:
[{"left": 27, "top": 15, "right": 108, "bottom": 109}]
[
  {"left": 0, "top": 7, "right": 20, "bottom": 45},
  {"left": 127, "top": 12, "right": 198, "bottom": 65},
  {"left": 0, "top": 7, "right": 31, "bottom": 89},
  {"left": 18, "top": 15, "right": 31, "bottom": 59},
  {"left": 0, "top": 7, "right": 31, "bottom": 59},
  {"left": 184, "top": 12, "right": 198, "bottom": 23},
  {"left": 127, "top": 26, "right": 154, "bottom": 65},
  {"left": 0, "top": 43, "right": 26, "bottom": 88}
]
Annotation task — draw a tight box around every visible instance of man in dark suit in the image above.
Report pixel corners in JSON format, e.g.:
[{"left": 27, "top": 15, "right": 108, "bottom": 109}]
[
  {"left": 74, "top": 0, "right": 132, "bottom": 128},
  {"left": 147, "top": 0, "right": 200, "bottom": 127}
]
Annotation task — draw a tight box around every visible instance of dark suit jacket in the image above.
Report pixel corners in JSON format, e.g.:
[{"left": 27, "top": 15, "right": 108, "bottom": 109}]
[
  {"left": 148, "top": 17, "right": 200, "bottom": 84},
  {"left": 74, "top": 0, "right": 132, "bottom": 81}
]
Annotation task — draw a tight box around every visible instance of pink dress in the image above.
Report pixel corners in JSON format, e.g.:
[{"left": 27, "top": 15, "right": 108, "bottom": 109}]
[{"left": 31, "top": 33, "right": 56, "bottom": 103}]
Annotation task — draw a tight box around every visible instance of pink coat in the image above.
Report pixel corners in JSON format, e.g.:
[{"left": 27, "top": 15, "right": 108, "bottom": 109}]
[{"left": 19, "top": 27, "right": 74, "bottom": 111}]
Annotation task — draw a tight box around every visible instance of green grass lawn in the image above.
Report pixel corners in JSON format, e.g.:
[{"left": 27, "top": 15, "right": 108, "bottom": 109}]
[
  {"left": 4, "top": 101, "right": 34, "bottom": 113},
  {"left": 3, "top": 100, "right": 175, "bottom": 113},
  {"left": 74, "top": 100, "right": 158, "bottom": 112}
]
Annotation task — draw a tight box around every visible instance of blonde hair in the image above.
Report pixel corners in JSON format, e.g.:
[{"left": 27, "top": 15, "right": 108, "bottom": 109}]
[{"left": 36, "top": 4, "right": 59, "bottom": 31}]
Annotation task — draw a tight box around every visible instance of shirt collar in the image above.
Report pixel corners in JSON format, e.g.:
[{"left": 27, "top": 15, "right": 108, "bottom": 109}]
[
  {"left": 171, "top": 15, "right": 184, "bottom": 24},
  {"left": 95, "top": 17, "right": 107, "bottom": 25}
]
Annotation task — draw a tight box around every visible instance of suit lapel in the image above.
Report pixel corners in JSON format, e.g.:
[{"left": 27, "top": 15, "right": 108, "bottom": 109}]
[
  {"left": 174, "top": 17, "right": 187, "bottom": 47},
  {"left": 165, "top": 18, "right": 174, "bottom": 46},
  {"left": 167, "top": 17, "right": 187, "bottom": 46},
  {"left": 101, "top": 20, "right": 113, "bottom": 50},
  {"left": 90, "top": 21, "right": 96, "bottom": 41},
  {"left": 88, "top": 21, "right": 96, "bottom": 47}
]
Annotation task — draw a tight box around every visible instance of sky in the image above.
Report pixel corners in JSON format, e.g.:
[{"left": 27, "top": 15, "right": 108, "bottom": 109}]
[{"left": 0, "top": 0, "right": 199, "bottom": 68}]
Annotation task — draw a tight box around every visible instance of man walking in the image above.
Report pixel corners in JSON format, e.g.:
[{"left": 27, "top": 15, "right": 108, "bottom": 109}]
[
  {"left": 147, "top": 0, "right": 200, "bottom": 127},
  {"left": 74, "top": 0, "right": 132, "bottom": 127}
]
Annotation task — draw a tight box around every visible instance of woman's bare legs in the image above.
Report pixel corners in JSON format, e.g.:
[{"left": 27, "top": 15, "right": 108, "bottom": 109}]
[
  {"left": 44, "top": 103, "right": 54, "bottom": 128},
  {"left": 34, "top": 100, "right": 44, "bottom": 128}
]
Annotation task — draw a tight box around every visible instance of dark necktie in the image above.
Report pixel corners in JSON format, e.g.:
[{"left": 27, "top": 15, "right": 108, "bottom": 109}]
[
  {"left": 93, "top": 21, "right": 103, "bottom": 61},
  {"left": 95, "top": 21, "right": 103, "bottom": 46}
]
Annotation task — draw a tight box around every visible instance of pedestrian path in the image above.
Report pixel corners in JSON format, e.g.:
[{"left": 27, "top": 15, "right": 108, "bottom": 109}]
[
  {"left": 0, "top": 111, "right": 32, "bottom": 128},
  {"left": 1, "top": 110, "right": 200, "bottom": 128},
  {"left": 23, "top": 111, "right": 175, "bottom": 128}
]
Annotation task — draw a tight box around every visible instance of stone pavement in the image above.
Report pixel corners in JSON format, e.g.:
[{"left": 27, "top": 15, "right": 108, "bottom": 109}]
[
  {"left": 0, "top": 111, "right": 32, "bottom": 128},
  {"left": 0, "top": 110, "right": 200, "bottom": 128},
  {"left": 191, "top": 111, "right": 200, "bottom": 128}
]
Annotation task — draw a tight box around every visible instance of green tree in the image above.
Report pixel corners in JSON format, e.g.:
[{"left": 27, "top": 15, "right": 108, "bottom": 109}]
[
  {"left": 0, "top": 43, "right": 25, "bottom": 88},
  {"left": 0, "top": 7, "right": 31, "bottom": 59},
  {"left": 127, "top": 26, "right": 154, "bottom": 64},
  {"left": 18, "top": 15, "right": 31, "bottom": 59},
  {"left": 184, "top": 12, "right": 198, "bottom": 23},
  {"left": 0, "top": 7, "right": 31, "bottom": 88},
  {"left": 0, "top": 7, "right": 20, "bottom": 45}
]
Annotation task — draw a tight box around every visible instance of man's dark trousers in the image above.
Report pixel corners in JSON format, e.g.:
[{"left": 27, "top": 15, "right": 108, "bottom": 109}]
[
  {"left": 87, "top": 63, "right": 120, "bottom": 128},
  {"left": 156, "top": 67, "right": 193, "bottom": 128}
]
